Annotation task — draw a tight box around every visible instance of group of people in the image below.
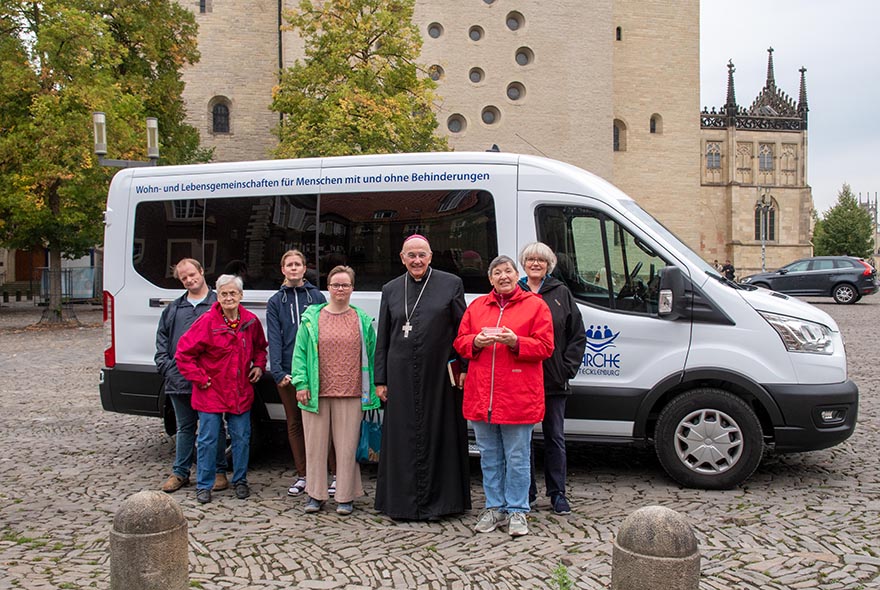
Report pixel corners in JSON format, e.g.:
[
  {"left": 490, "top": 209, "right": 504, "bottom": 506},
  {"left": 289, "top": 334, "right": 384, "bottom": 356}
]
[{"left": 155, "top": 236, "right": 586, "bottom": 537}]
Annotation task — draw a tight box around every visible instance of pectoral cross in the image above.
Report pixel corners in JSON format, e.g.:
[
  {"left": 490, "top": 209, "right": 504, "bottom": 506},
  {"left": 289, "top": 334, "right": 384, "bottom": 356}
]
[{"left": 402, "top": 321, "right": 413, "bottom": 338}]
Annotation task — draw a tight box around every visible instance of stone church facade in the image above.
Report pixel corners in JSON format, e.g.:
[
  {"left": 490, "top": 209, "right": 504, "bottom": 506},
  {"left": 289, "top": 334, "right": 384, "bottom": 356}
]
[
  {"left": 699, "top": 49, "right": 812, "bottom": 277},
  {"left": 176, "top": 0, "right": 813, "bottom": 277}
]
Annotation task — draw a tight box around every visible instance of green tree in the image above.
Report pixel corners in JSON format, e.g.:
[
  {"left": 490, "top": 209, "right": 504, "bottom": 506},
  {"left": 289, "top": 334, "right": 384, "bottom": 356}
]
[
  {"left": 271, "top": 0, "right": 448, "bottom": 158},
  {"left": 0, "top": 0, "right": 208, "bottom": 322},
  {"left": 814, "top": 183, "right": 874, "bottom": 258},
  {"left": 810, "top": 208, "right": 824, "bottom": 255}
]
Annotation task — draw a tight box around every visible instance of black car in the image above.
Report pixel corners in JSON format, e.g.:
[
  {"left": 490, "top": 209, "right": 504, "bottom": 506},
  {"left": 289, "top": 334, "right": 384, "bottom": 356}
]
[{"left": 740, "top": 256, "right": 878, "bottom": 304}]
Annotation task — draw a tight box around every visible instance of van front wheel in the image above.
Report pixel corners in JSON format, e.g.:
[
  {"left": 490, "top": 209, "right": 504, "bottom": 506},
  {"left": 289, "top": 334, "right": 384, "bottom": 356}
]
[{"left": 655, "top": 389, "right": 763, "bottom": 489}]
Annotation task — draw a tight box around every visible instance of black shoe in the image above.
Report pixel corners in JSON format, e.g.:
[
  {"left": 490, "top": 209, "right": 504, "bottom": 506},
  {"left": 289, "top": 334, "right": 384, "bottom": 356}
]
[
  {"left": 551, "top": 493, "right": 571, "bottom": 515},
  {"left": 196, "top": 489, "right": 212, "bottom": 504},
  {"left": 234, "top": 482, "right": 250, "bottom": 499}
]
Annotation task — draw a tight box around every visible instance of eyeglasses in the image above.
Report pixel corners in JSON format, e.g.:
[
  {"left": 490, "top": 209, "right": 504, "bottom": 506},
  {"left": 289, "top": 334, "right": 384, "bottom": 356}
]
[
  {"left": 328, "top": 283, "right": 353, "bottom": 290},
  {"left": 525, "top": 258, "right": 547, "bottom": 265}
]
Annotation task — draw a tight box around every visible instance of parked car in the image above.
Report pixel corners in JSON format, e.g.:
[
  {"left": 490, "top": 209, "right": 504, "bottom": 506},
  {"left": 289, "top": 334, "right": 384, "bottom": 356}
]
[{"left": 740, "top": 256, "right": 878, "bottom": 304}]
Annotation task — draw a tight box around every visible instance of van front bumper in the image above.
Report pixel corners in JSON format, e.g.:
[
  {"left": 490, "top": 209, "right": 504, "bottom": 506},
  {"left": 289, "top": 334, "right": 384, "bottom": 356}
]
[{"left": 765, "top": 379, "right": 858, "bottom": 452}]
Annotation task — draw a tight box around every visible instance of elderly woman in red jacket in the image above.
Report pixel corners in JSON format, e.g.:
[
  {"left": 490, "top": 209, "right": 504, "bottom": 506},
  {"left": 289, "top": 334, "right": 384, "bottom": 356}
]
[
  {"left": 176, "top": 274, "right": 268, "bottom": 505},
  {"left": 454, "top": 254, "right": 554, "bottom": 537}
]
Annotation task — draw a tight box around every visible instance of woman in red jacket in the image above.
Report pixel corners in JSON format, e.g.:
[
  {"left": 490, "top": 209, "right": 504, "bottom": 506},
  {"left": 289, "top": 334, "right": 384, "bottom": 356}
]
[
  {"left": 176, "top": 274, "right": 268, "bottom": 505},
  {"left": 454, "top": 255, "right": 554, "bottom": 537}
]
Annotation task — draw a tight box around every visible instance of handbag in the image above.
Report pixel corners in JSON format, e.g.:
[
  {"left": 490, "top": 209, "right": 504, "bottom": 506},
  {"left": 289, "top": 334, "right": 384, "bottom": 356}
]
[{"left": 356, "top": 409, "right": 382, "bottom": 464}]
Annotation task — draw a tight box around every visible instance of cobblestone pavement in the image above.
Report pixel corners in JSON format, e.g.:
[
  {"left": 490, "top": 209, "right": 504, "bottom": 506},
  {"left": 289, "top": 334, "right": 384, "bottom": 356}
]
[{"left": 0, "top": 298, "right": 878, "bottom": 589}]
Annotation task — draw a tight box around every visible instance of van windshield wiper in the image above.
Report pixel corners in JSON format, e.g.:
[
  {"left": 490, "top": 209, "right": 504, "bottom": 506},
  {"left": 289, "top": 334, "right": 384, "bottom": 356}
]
[{"left": 706, "top": 270, "right": 743, "bottom": 289}]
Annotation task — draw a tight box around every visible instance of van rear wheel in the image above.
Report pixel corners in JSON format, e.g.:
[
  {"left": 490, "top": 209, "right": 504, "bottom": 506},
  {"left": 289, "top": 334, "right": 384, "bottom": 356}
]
[{"left": 655, "top": 388, "right": 763, "bottom": 489}]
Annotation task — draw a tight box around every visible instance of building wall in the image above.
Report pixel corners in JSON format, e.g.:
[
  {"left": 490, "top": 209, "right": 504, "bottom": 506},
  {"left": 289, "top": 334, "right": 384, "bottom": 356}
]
[
  {"left": 181, "top": 0, "right": 283, "bottom": 161},
  {"left": 611, "top": 0, "right": 702, "bottom": 251},
  {"left": 415, "top": 0, "right": 613, "bottom": 179},
  {"left": 184, "top": 0, "right": 699, "bottom": 190},
  {"left": 701, "top": 125, "right": 812, "bottom": 277}
]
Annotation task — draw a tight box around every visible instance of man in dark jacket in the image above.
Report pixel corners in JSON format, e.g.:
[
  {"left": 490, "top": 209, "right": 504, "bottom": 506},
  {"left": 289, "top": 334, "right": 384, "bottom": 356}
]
[
  {"left": 155, "top": 258, "right": 226, "bottom": 493},
  {"left": 721, "top": 259, "right": 736, "bottom": 281}
]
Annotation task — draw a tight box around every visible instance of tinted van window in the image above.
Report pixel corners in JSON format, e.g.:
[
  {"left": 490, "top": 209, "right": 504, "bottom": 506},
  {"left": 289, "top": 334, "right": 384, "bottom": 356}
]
[
  {"left": 133, "top": 190, "right": 497, "bottom": 292},
  {"left": 536, "top": 205, "right": 668, "bottom": 315}
]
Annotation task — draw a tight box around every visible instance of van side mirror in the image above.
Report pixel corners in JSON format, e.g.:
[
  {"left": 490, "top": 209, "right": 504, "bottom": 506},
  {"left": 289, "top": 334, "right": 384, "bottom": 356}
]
[{"left": 658, "top": 266, "right": 687, "bottom": 320}]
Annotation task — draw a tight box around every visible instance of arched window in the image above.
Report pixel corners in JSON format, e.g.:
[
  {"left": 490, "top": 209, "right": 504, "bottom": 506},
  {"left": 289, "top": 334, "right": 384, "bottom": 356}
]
[
  {"left": 613, "top": 119, "right": 627, "bottom": 152},
  {"left": 759, "top": 144, "right": 773, "bottom": 171},
  {"left": 706, "top": 143, "right": 721, "bottom": 169},
  {"left": 650, "top": 113, "right": 662, "bottom": 134},
  {"left": 754, "top": 201, "right": 777, "bottom": 241},
  {"left": 212, "top": 101, "right": 230, "bottom": 134}
]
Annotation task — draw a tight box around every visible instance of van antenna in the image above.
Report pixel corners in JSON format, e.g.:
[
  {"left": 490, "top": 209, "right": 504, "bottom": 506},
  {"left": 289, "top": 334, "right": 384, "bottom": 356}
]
[{"left": 514, "top": 133, "right": 549, "bottom": 157}]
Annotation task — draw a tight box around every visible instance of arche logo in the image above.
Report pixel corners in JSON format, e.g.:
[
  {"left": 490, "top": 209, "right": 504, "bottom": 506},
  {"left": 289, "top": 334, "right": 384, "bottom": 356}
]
[{"left": 585, "top": 324, "right": 619, "bottom": 352}]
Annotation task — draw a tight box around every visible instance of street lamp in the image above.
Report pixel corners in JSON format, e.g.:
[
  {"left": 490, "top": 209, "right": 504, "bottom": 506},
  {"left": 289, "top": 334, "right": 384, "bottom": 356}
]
[
  {"left": 92, "top": 112, "right": 159, "bottom": 168},
  {"left": 756, "top": 189, "right": 774, "bottom": 272}
]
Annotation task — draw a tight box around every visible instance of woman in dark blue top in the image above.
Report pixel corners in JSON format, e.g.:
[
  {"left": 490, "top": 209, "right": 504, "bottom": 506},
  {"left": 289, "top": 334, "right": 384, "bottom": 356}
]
[{"left": 266, "top": 249, "right": 326, "bottom": 497}]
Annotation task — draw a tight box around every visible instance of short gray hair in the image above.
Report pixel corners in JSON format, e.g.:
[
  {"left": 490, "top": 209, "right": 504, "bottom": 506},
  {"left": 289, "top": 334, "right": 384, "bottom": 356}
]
[
  {"left": 215, "top": 274, "right": 243, "bottom": 292},
  {"left": 487, "top": 255, "right": 517, "bottom": 276},
  {"left": 518, "top": 242, "right": 557, "bottom": 274}
]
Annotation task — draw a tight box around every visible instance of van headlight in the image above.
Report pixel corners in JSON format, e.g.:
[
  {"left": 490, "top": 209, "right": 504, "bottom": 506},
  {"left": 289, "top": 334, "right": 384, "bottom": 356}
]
[{"left": 759, "top": 312, "right": 834, "bottom": 355}]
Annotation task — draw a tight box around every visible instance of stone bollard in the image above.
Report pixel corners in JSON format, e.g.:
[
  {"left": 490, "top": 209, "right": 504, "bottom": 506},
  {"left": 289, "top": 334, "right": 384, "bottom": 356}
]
[
  {"left": 611, "top": 505, "right": 700, "bottom": 590},
  {"left": 110, "top": 490, "right": 189, "bottom": 590}
]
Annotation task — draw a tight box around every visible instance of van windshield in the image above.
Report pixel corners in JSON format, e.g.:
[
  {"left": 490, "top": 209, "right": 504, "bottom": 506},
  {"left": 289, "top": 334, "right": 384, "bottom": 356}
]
[{"left": 619, "top": 199, "right": 719, "bottom": 277}]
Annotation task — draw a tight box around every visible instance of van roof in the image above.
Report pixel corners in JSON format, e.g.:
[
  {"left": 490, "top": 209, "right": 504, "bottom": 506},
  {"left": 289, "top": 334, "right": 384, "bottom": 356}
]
[{"left": 115, "top": 151, "right": 633, "bottom": 205}]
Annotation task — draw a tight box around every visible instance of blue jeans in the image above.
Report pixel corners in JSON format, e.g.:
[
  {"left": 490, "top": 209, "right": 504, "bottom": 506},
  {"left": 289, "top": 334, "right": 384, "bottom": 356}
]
[
  {"left": 196, "top": 410, "right": 250, "bottom": 490},
  {"left": 169, "top": 394, "right": 227, "bottom": 479},
  {"left": 472, "top": 421, "right": 534, "bottom": 514}
]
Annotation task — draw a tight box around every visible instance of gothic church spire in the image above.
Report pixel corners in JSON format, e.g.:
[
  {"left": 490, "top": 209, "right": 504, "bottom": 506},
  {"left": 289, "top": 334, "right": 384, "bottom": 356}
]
[{"left": 765, "top": 47, "right": 776, "bottom": 90}]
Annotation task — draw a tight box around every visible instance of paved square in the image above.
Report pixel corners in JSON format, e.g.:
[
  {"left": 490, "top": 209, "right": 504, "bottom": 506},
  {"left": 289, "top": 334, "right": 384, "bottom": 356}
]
[{"left": 0, "top": 298, "right": 877, "bottom": 589}]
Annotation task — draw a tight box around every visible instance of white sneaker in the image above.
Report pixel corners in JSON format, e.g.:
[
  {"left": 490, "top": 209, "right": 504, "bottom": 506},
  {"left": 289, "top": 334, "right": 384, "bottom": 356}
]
[
  {"left": 474, "top": 509, "right": 508, "bottom": 533},
  {"left": 328, "top": 475, "right": 336, "bottom": 497},
  {"left": 508, "top": 512, "right": 529, "bottom": 537},
  {"left": 287, "top": 477, "right": 306, "bottom": 497}
]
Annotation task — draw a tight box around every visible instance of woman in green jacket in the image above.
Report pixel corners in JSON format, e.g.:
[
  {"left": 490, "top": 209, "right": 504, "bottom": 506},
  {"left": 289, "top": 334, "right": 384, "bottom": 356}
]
[{"left": 291, "top": 265, "right": 379, "bottom": 515}]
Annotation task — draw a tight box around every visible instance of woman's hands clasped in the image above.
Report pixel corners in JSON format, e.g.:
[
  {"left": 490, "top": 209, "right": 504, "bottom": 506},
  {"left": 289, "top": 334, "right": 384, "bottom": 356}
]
[{"left": 475, "top": 326, "right": 518, "bottom": 349}]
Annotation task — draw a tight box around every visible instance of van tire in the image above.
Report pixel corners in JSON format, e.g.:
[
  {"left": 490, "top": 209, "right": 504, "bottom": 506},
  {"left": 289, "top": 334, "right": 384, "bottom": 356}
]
[
  {"left": 832, "top": 283, "right": 857, "bottom": 304},
  {"left": 655, "top": 388, "right": 763, "bottom": 489}
]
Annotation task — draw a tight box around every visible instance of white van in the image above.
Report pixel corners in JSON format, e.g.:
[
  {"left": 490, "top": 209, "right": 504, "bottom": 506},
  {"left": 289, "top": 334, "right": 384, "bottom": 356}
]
[{"left": 99, "top": 152, "right": 857, "bottom": 489}]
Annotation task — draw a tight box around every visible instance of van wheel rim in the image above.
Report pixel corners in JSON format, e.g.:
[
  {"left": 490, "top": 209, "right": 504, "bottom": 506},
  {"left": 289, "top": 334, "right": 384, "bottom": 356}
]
[{"left": 674, "top": 409, "right": 743, "bottom": 474}]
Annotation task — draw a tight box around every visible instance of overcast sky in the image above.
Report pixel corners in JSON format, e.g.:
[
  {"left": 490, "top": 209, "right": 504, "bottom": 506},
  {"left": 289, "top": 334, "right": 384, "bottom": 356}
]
[{"left": 700, "top": 0, "right": 880, "bottom": 213}]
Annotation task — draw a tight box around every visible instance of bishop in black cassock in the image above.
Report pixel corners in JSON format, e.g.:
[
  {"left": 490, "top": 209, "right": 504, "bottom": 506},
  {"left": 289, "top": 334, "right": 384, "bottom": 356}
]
[{"left": 374, "top": 236, "right": 471, "bottom": 520}]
